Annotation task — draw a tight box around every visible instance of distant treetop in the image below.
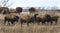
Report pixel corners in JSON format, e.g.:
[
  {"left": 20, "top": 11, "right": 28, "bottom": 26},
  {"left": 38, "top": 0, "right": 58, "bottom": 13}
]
[{"left": 29, "top": 7, "right": 36, "bottom": 13}]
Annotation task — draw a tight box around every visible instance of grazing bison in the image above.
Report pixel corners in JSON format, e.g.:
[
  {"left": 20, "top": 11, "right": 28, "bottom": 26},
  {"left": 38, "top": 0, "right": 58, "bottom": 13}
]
[
  {"left": 16, "top": 7, "right": 22, "bottom": 14},
  {"left": 19, "top": 14, "right": 31, "bottom": 26},
  {"left": 20, "top": 14, "right": 38, "bottom": 26},
  {"left": 36, "top": 17, "right": 43, "bottom": 24},
  {"left": 51, "top": 16, "right": 60, "bottom": 24},
  {"left": 41, "top": 14, "right": 52, "bottom": 24},
  {"left": 26, "top": 14, "right": 38, "bottom": 26},
  {"left": 36, "top": 14, "right": 60, "bottom": 25},
  {"left": 20, "top": 18, "right": 30, "bottom": 26},
  {"left": 35, "top": 14, "right": 48, "bottom": 24},
  {"left": 4, "top": 14, "right": 19, "bottom": 25},
  {"left": 42, "top": 14, "right": 60, "bottom": 25}
]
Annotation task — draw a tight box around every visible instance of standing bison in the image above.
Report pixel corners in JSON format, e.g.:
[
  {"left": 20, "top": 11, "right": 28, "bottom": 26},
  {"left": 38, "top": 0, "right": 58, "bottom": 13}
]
[
  {"left": 51, "top": 16, "right": 59, "bottom": 24},
  {"left": 36, "top": 14, "right": 60, "bottom": 25},
  {"left": 42, "top": 14, "right": 60, "bottom": 25},
  {"left": 41, "top": 14, "right": 52, "bottom": 24},
  {"left": 4, "top": 14, "right": 19, "bottom": 25},
  {"left": 26, "top": 14, "right": 38, "bottom": 26},
  {"left": 20, "top": 14, "right": 38, "bottom": 26},
  {"left": 36, "top": 16, "right": 43, "bottom": 24}
]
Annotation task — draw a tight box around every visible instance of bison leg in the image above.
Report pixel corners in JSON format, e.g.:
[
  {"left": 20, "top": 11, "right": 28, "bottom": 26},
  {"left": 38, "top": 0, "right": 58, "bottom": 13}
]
[
  {"left": 21, "top": 22, "right": 23, "bottom": 27},
  {"left": 50, "top": 21, "right": 53, "bottom": 25},
  {"left": 42, "top": 21, "right": 45, "bottom": 25},
  {"left": 16, "top": 20, "right": 18, "bottom": 22},
  {"left": 4, "top": 19, "right": 7, "bottom": 24},
  {"left": 11, "top": 21, "right": 14, "bottom": 25},
  {"left": 8, "top": 22, "right": 10, "bottom": 25},
  {"left": 4, "top": 20, "right": 6, "bottom": 24},
  {"left": 47, "top": 21, "right": 50, "bottom": 25},
  {"left": 55, "top": 20, "right": 58, "bottom": 25},
  {"left": 37, "top": 22, "right": 40, "bottom": 25},
  {"left": 27, "top": 22, "right": 29, "bottom": 26}
]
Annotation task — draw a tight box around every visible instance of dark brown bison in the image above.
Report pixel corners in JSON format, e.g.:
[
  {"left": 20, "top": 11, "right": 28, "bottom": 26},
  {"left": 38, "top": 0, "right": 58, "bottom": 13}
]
[
  {"left": 16, "top": 7, "right": 22, "bottom": 14},
  {"left": 35, "top": 14, "right": 48, "bottom": 24},
  {"left": 20, "top": 14, "right": 38, "bottom": 26},
  {"left": 26, "top": 14, "right": 38, "bottom": 26},
  {"left": 36, "top": 16, "right": 43, "bottom": 24},
  {"left": 0, "top": 7, "right": 9, "bottom": 14},
  {"left": 42, "top": 14, "right": 60, "bottom": 25},
  {"left": 41, "top": 14, "right": 52, "bottom": 24},
  {"left": 51, "top": 16, "right": 60, "bottom": 24},
  {"left": 36, "top": 14, "right": 60, "bottom": 25},
  {"left": 4, "top": 14, "right": 19, "bottom": 25},
  {"left": 20, "top": 18, "right": 30, "bottom": 26}
]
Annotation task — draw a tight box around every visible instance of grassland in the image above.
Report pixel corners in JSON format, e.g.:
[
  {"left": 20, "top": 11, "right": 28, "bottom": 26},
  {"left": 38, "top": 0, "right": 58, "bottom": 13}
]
[{"left": 0, "top": 11, "right": 60, "bottom": 33}]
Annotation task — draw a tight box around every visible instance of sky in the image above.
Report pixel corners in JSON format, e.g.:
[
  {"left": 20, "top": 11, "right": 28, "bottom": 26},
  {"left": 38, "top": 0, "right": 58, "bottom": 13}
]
[{"left": 3, "top": 0, "right": 60, "bottom": 8}]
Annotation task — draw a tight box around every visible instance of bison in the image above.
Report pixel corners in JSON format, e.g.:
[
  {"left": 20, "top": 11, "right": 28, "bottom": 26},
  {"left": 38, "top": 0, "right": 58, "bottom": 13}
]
[
  {"left": 36, "top": 17, "right": 43, "bottom": 24},
  {"left": 50, "top": 16, "right": 60, "bottom": 25},
  {"left": 36, "top": 14, "right": 60, "bottom": 25},
  {"left": 4, "top": 14, "right": 19, "bottom": 25},
  {"left": 35, "top": 14, "right": 48, "bottom": 24},
  {"left": 42, "top": 14, "right": 60, "bottom": 25},
  {"left": 41, "top": 14, "right": 52, "bottom": 24},
  {"left": 26, "top": 14, "right": 38, "bottom": 26},
  {"left": 20, "top": 14, "right": 38, "bottom": 26}
]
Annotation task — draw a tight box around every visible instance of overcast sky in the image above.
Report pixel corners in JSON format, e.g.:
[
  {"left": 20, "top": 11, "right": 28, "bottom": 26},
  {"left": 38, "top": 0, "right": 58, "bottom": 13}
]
[{"left": 7, "top": 0, "right": 60, "bottom": 8}]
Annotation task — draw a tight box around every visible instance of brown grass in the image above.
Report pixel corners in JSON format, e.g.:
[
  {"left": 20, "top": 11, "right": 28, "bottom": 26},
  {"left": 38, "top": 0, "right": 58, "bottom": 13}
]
[{"left": 0, "top": 11, "right": 60, "bottom": 33}]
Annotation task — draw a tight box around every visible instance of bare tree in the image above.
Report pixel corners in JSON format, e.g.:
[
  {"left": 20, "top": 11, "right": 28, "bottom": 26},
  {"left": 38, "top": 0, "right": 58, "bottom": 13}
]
[
  {"left": 29, "top": 7, "right": 36, "bottom": 13},
  {"left": 29, "top": 7, "right": 39, "bottom": 17},
  {"left": 51, "top": 6, "right": 58, "bottom": 10},
  {"left": 0, "top": 0, "right": 13, "bottom": 7},
  {"left": 16, "top": 7, "right": 23, "bottom": 14},
  {"left": 0, "top": 0, "right": 13, "bottom": 14}
]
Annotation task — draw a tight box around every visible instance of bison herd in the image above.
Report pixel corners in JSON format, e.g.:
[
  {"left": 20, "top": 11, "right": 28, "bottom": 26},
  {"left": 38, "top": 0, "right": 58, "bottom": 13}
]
[
  {"left": 4, "top": 13, "right": 60, "bottom": 26},
  {"left": 0, "top": 7, "right": 60, "bottom": 26}
]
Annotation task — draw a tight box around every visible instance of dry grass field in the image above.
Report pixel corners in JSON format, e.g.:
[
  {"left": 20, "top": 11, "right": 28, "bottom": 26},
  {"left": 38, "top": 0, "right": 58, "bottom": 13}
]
[{"left": 0, "top": 11, "right": 60, "bottom": 33}]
